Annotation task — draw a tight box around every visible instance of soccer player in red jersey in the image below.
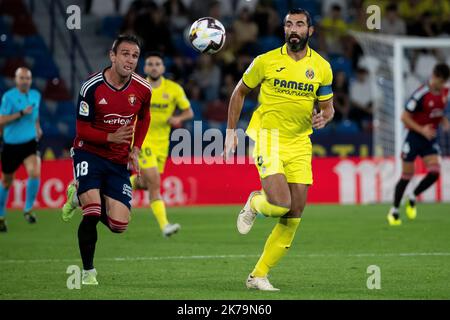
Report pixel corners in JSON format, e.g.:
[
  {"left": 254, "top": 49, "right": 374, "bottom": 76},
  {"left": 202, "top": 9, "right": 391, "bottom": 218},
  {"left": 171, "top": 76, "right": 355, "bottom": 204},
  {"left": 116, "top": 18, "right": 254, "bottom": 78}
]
[
  {"left": 62, "top": 35, "right": 151, "bottom": 284},
  {"left": 388, "top": 63, "right": 449, "bottom": 226}
]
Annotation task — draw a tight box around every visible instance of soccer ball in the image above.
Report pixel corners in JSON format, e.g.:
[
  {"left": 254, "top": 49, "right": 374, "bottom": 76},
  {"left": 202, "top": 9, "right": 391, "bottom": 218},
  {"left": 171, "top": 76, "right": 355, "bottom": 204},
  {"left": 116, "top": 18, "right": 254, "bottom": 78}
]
[{"left": 188, "top": 17, "right": 226, "bottom": 54}]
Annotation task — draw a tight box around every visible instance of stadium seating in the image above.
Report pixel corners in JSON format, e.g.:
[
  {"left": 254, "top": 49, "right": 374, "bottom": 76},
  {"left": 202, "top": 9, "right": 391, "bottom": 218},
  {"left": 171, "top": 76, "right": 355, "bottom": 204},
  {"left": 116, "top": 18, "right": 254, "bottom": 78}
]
[
  {"left": 330, "top": 55, "right": 353, "bottom": 79},
  {"left": 1, "top": 57, "right": 29, "bottom": 77},
  {"left": 190, "top": 100, "right": 204, "bottom": 121},
  {"left": 31, "top": 57, "right": 59, "bottom": 79},
  {"left": 0, "top": 0, "right": 28, "bottom": 17},
  {"left": 0, "top": 34, "right": 23, "bottom": 58},
  {"left": 23, "top": 35, "right": 49, "bottom": 57},
  {"left": 0, "top": 75, "right": 7, "bottom": 95},
  {"left": 334, "top": 119, "right": 360, "bottom": 134},
  {"left": 12, "top": 13, "right": 37, "bottom": 36},
  {"left": 256, "top": 35, "right": 284, "bottom": 55},
  {"left": 99, "top": 15, "right": 124, "bottom": 38},
  {"left": 0, "top": 0, "right": 75, "bottom": 158},
  {"left": 43, "top": 78, "right": 71, "bottom": 101}
]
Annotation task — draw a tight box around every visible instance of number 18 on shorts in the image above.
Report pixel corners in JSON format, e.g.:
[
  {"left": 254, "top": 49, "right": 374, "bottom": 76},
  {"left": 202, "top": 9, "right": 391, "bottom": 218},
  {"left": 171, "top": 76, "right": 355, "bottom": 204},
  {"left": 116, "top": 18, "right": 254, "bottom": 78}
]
[{"left": 72, "top": 149, "right": 133, "bottom": 209}]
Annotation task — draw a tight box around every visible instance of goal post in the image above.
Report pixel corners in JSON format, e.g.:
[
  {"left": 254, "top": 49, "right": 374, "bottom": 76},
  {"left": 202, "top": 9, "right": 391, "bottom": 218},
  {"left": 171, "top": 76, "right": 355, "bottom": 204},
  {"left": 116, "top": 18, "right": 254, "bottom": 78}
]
[{"left": 350, "top": 32, "right": 450, "bottom": 177}]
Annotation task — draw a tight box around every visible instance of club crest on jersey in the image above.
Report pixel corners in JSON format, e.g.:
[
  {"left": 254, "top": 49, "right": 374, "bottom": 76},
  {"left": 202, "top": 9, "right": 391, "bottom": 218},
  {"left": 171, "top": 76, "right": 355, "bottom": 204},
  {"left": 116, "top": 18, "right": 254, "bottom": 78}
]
[
  {"left": 305, "top": 68, "right": 315, "bottom": 80},
  {"left": 163, "top": 93, "right": 170, "bottom": 99},
  {"left": 128, "top": 94, "right": 136, "bottom": 106},
  {"left": 79, "top": 101, "right": 89, "bottom": 116}
]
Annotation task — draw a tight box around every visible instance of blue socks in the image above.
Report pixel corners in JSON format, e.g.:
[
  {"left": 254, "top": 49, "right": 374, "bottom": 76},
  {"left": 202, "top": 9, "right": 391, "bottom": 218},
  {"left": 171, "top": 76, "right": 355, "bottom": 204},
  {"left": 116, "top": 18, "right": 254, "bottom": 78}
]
[
  {"left": 0, "top": 184, "right": 10, "bottom": 219},
  {"left": 24, "top": 178, "right": 40, "bottom": 212}
]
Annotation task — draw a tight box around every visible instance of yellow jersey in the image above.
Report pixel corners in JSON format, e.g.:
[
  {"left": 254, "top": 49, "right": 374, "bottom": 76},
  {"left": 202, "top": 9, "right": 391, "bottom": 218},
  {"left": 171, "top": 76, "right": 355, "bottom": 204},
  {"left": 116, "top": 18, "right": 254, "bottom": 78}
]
[
  {"left": 144, "top": 76, "right": 190, "bottom": 149},
  {"left": 243, "top": 44, "right": 333, "bottom": 144}
]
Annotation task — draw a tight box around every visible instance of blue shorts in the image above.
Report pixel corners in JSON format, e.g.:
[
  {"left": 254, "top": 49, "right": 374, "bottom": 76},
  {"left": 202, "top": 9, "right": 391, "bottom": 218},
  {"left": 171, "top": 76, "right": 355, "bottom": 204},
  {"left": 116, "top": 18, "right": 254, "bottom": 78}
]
[
  {"left": 401, "top": 131, "right": 440, "bottom": 162},
  {"left": 72, "top": 149, "right": 132, "bottom": 210}
]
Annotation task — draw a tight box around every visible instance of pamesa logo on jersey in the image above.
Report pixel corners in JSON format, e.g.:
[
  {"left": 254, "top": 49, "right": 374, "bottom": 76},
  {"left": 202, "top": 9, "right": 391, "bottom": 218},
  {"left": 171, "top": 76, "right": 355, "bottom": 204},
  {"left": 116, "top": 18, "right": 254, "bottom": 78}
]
[{"left": 273, "top": 79, "right": 314, "bottom": 93}]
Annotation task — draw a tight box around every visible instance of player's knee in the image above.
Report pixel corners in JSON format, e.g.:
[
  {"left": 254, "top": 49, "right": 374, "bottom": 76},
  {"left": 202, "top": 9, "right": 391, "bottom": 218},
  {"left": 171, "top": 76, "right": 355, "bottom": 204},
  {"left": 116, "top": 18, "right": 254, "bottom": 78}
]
[
  {"left": 266, "top": 195, "right": 291, "bottom": 210},
  {"left": 266, "top": 202, "right": 290, "bottom": 217},
  {"left": 107, "top": 216, "right": 128, "bottom": 233},
  {"left": 149, "top": 188, "right": 161, "bottom": 201},
  {"left": 427, "top": 163, "right": 440, "bottom": 178},
  {"left": 82, "top": 203, "right": 101, "bottom": 217},
  {"left": 401, "top": 171, "right": 414, "bottom": 180}
]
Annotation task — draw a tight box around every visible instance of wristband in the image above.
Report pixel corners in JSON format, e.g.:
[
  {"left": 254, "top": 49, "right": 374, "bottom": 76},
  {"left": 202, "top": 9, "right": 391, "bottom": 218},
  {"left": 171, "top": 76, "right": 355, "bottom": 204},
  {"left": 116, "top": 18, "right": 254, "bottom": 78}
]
[{"left": 20, "top": 110, "right": 24, "bottom": 117}]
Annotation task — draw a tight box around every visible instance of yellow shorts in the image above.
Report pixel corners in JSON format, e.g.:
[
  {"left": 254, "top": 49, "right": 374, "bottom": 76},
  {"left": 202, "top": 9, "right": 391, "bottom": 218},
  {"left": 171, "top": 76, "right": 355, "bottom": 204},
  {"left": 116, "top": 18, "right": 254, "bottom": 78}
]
[
  {"left": 252, "top": 135, "right": 313, "bottom": 185},
  {"left": 138, "top": 140, "right": 168, "bottom": 174}
]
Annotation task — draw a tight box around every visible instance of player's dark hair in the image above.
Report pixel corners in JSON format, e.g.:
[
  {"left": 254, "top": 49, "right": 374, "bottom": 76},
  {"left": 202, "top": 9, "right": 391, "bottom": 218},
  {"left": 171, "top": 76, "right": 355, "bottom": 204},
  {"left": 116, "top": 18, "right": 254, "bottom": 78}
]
[
  {"left": 111, "top": 34, "right": 141, "bottom": 53},
  {"left": 284, "top": 8, "right": 313, "bottom": 27},
  {"left": 145, "top": 51, "right": 164, "bottom": 60},
  {"left": 433, "top": 63, "right": 450, "bottom": 80}
]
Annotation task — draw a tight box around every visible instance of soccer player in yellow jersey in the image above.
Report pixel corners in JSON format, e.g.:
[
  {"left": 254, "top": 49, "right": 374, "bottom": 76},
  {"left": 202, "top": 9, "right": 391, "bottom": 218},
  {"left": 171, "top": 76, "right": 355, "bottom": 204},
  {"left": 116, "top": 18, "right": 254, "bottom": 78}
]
[
  {"left": 224, "top": 8, "right": 335, "bottom": 291},
  {"left": 131, "top": 52, "right": 193, "bottom": 237}
]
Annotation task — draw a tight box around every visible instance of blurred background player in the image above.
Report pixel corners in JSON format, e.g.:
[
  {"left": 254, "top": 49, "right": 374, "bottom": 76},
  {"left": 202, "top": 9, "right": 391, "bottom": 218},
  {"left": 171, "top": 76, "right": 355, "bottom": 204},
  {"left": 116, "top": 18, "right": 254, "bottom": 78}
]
[
  {"left": 131, "top": 52, "right": 193, "bottom": 237},
  {"left": 61, "top": 35, "right": 151, "bottom": 285},
  {"left": 388, "top": 63, "right": 450, "bottom": 226},
  {"left": 0, "top": 67, "right": 42, "bottom": 232},
  {"left": 224, "top": 8, "right": 334, "bottom": 291}
]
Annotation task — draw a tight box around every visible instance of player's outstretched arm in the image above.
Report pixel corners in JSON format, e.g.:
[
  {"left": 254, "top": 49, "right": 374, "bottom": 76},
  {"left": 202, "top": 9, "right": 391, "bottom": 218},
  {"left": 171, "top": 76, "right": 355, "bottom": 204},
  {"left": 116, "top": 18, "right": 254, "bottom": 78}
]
[{"left": 224, "top": 80, "right": 251, "bottom": 160}]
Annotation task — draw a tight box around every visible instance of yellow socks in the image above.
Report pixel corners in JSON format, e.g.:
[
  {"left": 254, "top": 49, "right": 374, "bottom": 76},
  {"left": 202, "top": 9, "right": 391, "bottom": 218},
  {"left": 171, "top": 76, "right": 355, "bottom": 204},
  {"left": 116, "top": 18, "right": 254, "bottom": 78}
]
[
  {"left": 251, "top": 218, "right": 301, "bottom": 277},
  {"left": 150, "top": 199, "right": 169, "bottom": 230},
  {"left": 250, "top": 193, "right": 290, "bottom": 217}
]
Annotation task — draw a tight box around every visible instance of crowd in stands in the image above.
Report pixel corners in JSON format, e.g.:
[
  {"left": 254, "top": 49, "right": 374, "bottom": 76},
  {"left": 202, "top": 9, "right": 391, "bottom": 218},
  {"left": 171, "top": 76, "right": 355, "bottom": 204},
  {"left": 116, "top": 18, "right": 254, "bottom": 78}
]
[
  {"left": 110, "top": 0, "right": 450, "bottom": 135},
  {"left": 1, "top": 0, "right": 450, "bottom": 158}
]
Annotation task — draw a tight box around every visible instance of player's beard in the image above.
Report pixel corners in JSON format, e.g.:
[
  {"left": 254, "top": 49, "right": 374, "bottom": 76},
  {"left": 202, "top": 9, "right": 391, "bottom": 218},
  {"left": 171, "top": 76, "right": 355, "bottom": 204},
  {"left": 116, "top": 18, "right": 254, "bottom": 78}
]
[
  {"left": 149, "top": 74, "right": 161, "bottom": 81},
  {"left": 286, "top": 32, "right": 309, "bottom": 52}
]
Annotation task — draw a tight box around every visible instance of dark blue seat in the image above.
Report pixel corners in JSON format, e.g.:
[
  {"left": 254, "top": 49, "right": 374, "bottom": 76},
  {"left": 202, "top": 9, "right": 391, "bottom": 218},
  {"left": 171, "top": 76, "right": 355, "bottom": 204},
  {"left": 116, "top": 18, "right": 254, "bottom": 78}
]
[
  {"left": 100, "top": 15, "right": 124, "bottom": 38},
  {"left": 0, "top": 34, "right": 23, "bottom": 57},
  {"left": 190, "top": 100, "right": 204, "bottom": 121},
  {"left": 330, "top": 55, "right": 353, "bottom": 79},
  {"left": 334, "top": 119, "right": 360, "bottom": 134},
  {"left": 31, "top": 56, "right": 59, "bottom": 79},
  {"left": 0, "top": 76, "right": 7, "bottom": 95},
  {"left": 256, "top": 35, "right": 283, "bottom": 55},
  {"left": 292, "top": 0, "right": 321, "bottom": 21},
  {"left": 0, "top": 16, "right": 12, "bottom": 35},
  {"left": 23, "top": 34, "right": 49, "bottom": 57},
  {"left": 172, "top": 33, "right": 198, "bottom": 59},
  {"left": 273, "top": 0, "right": 290, "bottom": 19},
  {"left": 57, "top": 100, "right": 76, "bottom": 116}
]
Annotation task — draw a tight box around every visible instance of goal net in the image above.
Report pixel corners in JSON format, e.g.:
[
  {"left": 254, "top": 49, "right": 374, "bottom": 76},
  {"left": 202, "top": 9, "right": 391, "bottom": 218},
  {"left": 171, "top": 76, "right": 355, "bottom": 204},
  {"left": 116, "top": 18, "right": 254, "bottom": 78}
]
[{"left": 351, "top": 32, "right": 450, "bottom": 176}]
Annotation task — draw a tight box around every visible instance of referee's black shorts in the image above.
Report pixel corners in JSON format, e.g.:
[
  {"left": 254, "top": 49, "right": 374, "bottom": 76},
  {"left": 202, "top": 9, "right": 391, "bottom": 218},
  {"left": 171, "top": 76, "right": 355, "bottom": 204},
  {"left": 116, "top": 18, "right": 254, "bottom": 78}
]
[{"left": 0, "top": 139, "right": 39, "bottom": 174}]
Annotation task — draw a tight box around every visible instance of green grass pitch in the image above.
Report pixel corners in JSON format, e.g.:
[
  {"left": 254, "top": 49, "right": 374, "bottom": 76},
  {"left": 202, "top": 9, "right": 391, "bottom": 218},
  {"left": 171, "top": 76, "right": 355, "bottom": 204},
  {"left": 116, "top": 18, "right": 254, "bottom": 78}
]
[{"left": 1, "top": 203, "right": 449, "bottom": 299}]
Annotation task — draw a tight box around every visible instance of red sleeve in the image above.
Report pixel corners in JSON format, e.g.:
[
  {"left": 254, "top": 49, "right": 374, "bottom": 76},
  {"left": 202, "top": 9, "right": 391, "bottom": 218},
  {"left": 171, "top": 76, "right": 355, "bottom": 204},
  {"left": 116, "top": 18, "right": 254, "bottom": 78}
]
[
  {"left": 133, "top": 92, "right": 151, "bottom": 149},
  {"left": 76, "top": 120, "right": 108, "bottom": 144}
]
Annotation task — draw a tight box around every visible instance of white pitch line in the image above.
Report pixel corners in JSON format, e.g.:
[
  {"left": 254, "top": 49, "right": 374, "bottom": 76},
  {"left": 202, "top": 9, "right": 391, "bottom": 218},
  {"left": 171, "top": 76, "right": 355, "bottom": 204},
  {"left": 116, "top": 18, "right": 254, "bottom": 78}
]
[{"left": 1, "top": 252, "right": 450, "bottom": 264}]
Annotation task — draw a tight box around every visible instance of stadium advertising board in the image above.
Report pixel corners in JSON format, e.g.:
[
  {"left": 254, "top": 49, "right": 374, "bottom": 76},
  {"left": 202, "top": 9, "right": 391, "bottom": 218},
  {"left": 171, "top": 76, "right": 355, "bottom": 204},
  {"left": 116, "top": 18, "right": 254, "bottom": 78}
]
[{"left": 4, "top": 157, "right": 450, "bottom": 208}]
